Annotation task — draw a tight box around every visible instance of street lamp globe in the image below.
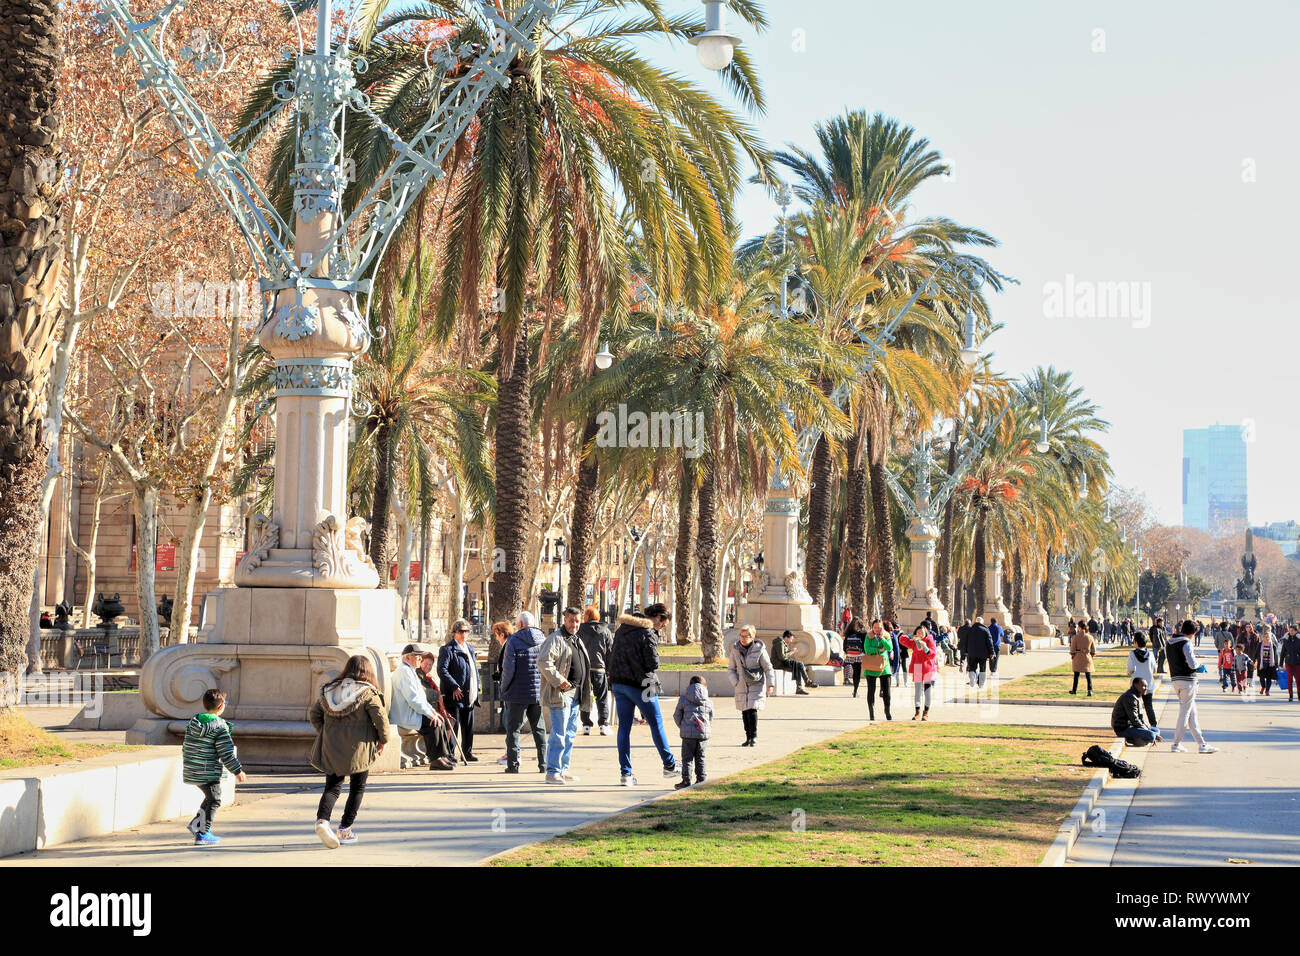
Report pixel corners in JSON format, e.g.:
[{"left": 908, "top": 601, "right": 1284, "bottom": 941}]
[
  {"left": 1035, "top": 416, "right": 1050, "bottom": 454},
  {"left": 691, "top": 1, "right": 740, "bottom": 71},
  {"left": 594, "top": 342, "right": 614, "bottom": 371}
]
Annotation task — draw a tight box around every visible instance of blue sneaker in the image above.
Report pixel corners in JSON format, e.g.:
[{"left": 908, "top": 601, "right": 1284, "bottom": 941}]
[{"left": 194, "top": 832, "right": 221, "bottom": 847}]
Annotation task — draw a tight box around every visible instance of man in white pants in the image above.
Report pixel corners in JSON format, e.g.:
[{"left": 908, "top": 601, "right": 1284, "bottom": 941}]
[{"left": 1166, "top": 619, "right": 1219, "bottom": 754}]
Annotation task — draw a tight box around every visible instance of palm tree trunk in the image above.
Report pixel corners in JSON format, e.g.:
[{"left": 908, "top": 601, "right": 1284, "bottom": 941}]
[
  {"left": 696, "top": 427, "right": 722, "bottom": 661},
  {"left": 845, "top": 434, "right": 869, "bottom": 617},
  {"left": 0, "top": 0, "right": 65, "bottom": 690},
  {"left": 821, "top": 505, "right": 845, "bottom": 628},
  {"left": 867, "top": 430, "right": 897, "bottom": 622},
  {"left": 973, "top": 509, "right": 988, "bottom": 613},
  {"left": 566, "top": 416, "right": 599, "bottom": 608},
  {"left": 674, "top": 459, "right": 696, "bottom": 645},
  {"left": 366, "top": 420, "right": 395, "bottom": 581},
  {"left": 937, "top": 420, "right": 961, "bottom": 609},
  {"left": 803, "top": 434, "right": 833, "bottom": 615},
  {"left": 1012, "top": 549, "right": 1024, "bottom": 628},
  {"left": 492, "top": 319, "right": 532, "bottom": 619}
]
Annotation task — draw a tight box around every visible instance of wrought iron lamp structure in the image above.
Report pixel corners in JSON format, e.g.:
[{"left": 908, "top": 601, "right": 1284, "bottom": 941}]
[{"left": 99, "top": 0, "right": 553, "bottom": 588}]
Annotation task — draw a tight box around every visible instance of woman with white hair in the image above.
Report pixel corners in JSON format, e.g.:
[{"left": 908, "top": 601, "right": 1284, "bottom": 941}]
[{"left": 727, "top": 625, "right": 775, "bottom": 747}]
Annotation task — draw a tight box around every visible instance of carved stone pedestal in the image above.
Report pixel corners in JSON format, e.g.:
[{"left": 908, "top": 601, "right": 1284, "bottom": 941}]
[
  {"left": 1019, "top": 573, "right": 1054, "bottom": 637},
  {"left": 737, "top": 487, "right": 826, "bottom": 665},
  {"left": 127, "top": 587, "right": 404, "bottom": 771},
  {"left": 897, "top": 516, "right": 950, "bottom": 631},
  {"left": 982, "top": 549, "right": 1010, "bottom": 621},
  {"left": 1049, "top": 568, "right": 1072, "bottom": 634}
]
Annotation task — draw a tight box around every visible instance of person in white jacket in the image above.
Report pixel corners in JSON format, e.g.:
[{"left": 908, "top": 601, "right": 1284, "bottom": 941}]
[
  {"left": 1126, "top": 634, "right": 1158, "bottom": 726},
  {"left": 389, "top": 644, "right": 448, "bottom": 767}
]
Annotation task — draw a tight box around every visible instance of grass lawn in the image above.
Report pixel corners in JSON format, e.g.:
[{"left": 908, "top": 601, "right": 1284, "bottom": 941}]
[
  {"left": 997, "top": 646, "right": 1136, "bottom": 701},
  {"left": 489, "top": 722, "right": 1109, "bottom": 866},
  {"left": 0, "top": 712, "right": 142, "bottom": 770},
  {"left": 657, "top": 643, "right": 728, "bottom": 671}
]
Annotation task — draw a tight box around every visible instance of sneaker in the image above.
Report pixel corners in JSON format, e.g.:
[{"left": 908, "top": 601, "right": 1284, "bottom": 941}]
[
  {"left": 662, "top": 766, "right": 679, "bottom": 778},
  {"left": 1170, "top": 743, "right": 1188, "bottom": 753},
  {"left": 186, "top": 813, "right": 203, "bottom": 836},
  {"left": 696, "top": 776, "right": 707, "bottom": 784},
  {"left": 674, "top": 780, "right": 692, "bottom": 790},
  {"left": 545, "top": 773, "right": 566, "bottom": 785},
  {"left": 337, "top": 827, "right": 358, "bottom": 845},
  {"left": 497, "top": 754, "right": 509, "bottom": 764},
  {"left": 1199, "top": 744, "right": 1219, "bottom": 754},
  {"left": 583, "top": 727, "right": 591, "bottom": 735},
  {"left": 806, "top": 681, "right": 819, "bottom": 688},
  {"left": 795, "top": 688, "right": 810, "bottom": 696},
  {"left": 315, "top": 820, "right": 340, "bottom": 849},
  {"left": 562, "top": 773, "right": 581, "bottom": 783},
  {"left": 599, "top": 726, "right": 611, "bottom": 736},
  {"left": 193, "top": 832, "right": 221, "bottom": 847},
  {"left": 620, "top": 774, "right": 637, "bottom": 787},
  {"left": 504, "top": 765, "right": 520, "bottom": 774}
]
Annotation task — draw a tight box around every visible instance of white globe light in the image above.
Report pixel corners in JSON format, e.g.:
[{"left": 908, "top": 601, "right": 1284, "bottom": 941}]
[
  {"left": 694, "top": 34, "right": 736, "bottom": 71},
  {"left": 594, "top": 343, "right": 614, "bottom": 371},
  {"left": 1035, "top": 440, "right": 1050, "bottom": 454}
]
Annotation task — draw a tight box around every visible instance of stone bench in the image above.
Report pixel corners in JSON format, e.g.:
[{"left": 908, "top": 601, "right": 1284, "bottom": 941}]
[{"left": 399, "top": 728, "right": 429, "bottom": 769}]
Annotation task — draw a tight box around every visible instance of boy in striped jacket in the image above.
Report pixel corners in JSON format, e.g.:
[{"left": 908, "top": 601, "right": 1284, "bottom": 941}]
[{"left": 182, "top": 689, "right": 246, "bottom": 846}]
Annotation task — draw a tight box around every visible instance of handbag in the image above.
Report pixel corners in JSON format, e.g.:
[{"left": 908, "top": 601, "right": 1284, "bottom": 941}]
[
  {"left": 862, "top": 652, "right": 887, "bottom": 673},
  {"left": 737, "top": 646, "right": 764, "bottom": 684}
]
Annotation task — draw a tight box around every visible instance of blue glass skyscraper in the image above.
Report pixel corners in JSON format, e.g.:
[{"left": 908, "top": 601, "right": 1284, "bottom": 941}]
[{"left": 1182, "top": 425, "right": 1248, "bottom": 536}]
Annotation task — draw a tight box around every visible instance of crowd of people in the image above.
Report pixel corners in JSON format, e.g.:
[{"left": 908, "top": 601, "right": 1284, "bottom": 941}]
[{"left": 176, "top": 596, "right": 1297, "bottom": 848}]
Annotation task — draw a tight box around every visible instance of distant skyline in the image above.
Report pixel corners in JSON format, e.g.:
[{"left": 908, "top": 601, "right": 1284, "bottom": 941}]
[{"left": 668, "top": 0, "right": 1300, "bottom": 527}]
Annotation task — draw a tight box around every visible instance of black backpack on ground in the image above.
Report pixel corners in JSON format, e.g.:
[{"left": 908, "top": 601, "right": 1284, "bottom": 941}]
[{"left": 1081, "top": 744, "right": 1141, "bottom": 779}]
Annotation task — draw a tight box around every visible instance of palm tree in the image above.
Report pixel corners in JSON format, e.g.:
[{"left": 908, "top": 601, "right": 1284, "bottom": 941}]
[
  {"left": 0, "top": 0, "right": 64, "bottom": 684},
  {"left": 241, "top": 0, "right": 773, "bottom": 618},
  {"left": 766, "top": 111, "right": 1000, "bottom": 621},
  {"left": 349, "top": 251, "right": 495, "bottom": 574},
  {"left": 612, "top": 256, "right": 851, "bottom": 660}
]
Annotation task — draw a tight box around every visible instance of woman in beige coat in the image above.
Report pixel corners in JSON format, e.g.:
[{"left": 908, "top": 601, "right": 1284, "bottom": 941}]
[{"left": 1069, "top": 627, "right": 1098, "bottom": 697}]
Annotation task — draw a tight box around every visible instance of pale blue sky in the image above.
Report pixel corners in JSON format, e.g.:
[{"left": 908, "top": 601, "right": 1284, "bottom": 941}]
[{"left": 668, "top": 0, "right": 1300, "bottom": 526}]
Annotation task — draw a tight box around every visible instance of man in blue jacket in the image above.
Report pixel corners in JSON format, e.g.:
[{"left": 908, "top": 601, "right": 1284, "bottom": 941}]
[
  {"left": 987, "top": 616, "right": 1003, "bottom": 674},
  {"left": 499, "top": 611, "right": 547, "bottom": 774}
]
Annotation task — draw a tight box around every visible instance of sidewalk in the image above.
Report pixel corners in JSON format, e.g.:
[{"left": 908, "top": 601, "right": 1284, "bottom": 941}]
[
  {"left": 4, "top": 646, "right": 1108, "bottom": 867},
  {"left": 1105, "top": 643, "right": 1300, "bottom": 866}
]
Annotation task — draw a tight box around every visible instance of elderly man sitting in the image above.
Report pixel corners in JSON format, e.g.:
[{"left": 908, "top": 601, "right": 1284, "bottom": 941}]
[
  {"left": 1111, "top": 677, "right": 1163, "bottom": 747},
  {"left": 390, "top": 643, "right": 454, "bottom": 770}
]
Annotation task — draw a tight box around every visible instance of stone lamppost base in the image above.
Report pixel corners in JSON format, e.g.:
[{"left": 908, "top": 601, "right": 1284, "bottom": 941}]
[{"left": 127, "top": 587, "right": 405, "bottom": 771}]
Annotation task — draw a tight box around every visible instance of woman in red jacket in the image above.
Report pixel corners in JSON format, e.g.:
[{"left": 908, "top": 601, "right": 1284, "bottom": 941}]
[{"left": 901, "top": 624, "right": 939, "bottom": 720}]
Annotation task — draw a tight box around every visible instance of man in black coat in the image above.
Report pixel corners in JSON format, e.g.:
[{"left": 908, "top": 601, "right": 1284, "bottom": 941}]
[
  {"left": 608, "top": 603, "right": 677, "bottom": 786},
  {"left": 1149, "top": 617, "right": 1168, "bottom": 674},
  {"left": 964, "top": 616, "right": 995, "bottom": 690},
  {"left": 576, "top": 608, "right": 615, "bottom": 734}
]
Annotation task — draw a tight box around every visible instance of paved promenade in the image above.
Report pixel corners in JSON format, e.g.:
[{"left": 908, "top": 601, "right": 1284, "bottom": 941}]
[
  {"left": 1095, "top": 643, "right": 1300, "bottom": 867},
  {"left": 6, "top": 646, "right": 1106, "bottom": 866}
]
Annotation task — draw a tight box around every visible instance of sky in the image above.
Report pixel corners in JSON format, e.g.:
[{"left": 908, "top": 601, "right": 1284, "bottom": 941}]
[{"left": 665, "top": 0, "right": 1300, "bottom": 527}]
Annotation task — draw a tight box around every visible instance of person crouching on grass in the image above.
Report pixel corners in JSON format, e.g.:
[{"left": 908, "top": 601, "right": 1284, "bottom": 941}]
[
  {"left": 183, "top": 689, "right": 246, "bottom": 847},
  {"left": 672, "top": 675, "right": 713, "bottom": 789}
]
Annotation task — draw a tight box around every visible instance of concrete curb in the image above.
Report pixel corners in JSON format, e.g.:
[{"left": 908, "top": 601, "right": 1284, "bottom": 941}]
[{"left": 1039, "top": 736, "right": 1126, "bottom": 867}]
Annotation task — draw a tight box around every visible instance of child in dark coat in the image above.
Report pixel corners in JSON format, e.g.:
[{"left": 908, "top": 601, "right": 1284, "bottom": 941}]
[{"left": 672, "top": 676, "right": 713, "bottom": 789}]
